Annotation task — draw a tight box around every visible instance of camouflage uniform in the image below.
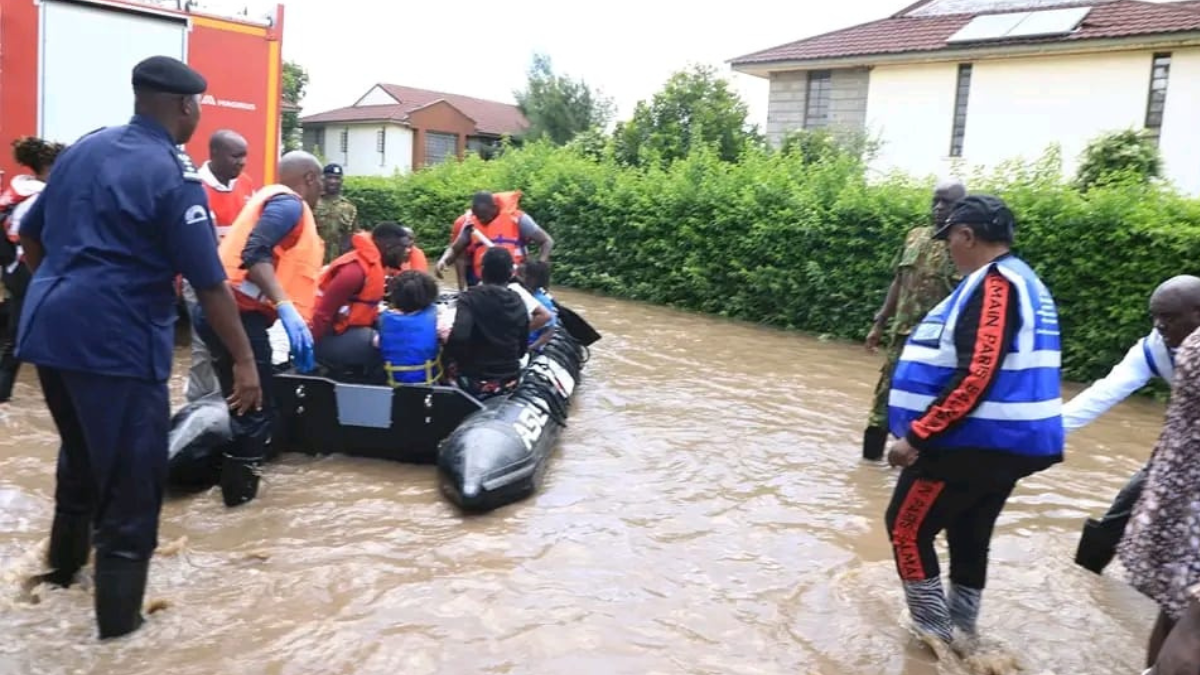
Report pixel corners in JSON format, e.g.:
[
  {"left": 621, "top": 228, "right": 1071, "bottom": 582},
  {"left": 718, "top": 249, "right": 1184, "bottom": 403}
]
[
  {"left": 868, "top": 225, "right": 959, "bottom": 428},
  {"left": 314, "top": 195, "right": 358, "bottom": 264}
]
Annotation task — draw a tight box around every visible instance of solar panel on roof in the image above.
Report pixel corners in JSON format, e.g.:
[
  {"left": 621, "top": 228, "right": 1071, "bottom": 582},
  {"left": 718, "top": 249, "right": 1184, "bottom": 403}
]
[
  {"left": 1004, "top": 6, "right": 1092, "bottom": 38},
  {"left": 946, "top": 5, "right": 1091, "bottom": 42},
  {"left": 947, "top": 12, "right": 1031, "bottom": 42}
]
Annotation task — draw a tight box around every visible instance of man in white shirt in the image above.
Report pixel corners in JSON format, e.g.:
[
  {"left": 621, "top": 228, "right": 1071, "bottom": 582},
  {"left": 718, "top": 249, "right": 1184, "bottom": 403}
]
[{"left": 1071, "top": 275, "right": 1200, "bottom": 573}]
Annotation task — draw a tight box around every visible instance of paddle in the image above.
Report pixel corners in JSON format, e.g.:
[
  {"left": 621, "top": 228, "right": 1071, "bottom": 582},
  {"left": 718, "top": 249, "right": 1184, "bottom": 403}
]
[{"left": 553, "top": 300, "right": 601, "bottom": 346}]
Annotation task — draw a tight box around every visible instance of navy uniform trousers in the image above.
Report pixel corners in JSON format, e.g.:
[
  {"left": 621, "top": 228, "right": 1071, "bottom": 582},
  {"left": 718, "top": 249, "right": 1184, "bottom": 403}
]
[{"left": 37, "top": 366, "right": 169, "bottom": 560}]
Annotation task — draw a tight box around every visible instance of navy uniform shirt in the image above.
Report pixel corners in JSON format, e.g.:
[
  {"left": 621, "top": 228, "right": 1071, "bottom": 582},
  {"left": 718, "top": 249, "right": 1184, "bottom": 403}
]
[{"left": 17, "top": 115, "right": 227, "bottom": 382}]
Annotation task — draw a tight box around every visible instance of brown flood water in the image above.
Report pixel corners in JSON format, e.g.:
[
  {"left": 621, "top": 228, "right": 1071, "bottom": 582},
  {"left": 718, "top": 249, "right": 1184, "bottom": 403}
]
[{"left": 0, "top": 288, "right": 1165, "bottom": 674}]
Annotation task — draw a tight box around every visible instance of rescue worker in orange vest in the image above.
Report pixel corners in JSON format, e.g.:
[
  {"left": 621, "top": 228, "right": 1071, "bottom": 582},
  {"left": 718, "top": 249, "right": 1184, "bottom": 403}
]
[
  {"left": 193, "top": 150, "right": 325, "bottom": 508},
  {"left": 311, "top": 222, "right": 410, "bottom": 380},
  {"left": 181, "top": 129, "right": 256, "bottom": 402},
  {"left": 435, "top": 191, "right": 554, "bottom": 291}
]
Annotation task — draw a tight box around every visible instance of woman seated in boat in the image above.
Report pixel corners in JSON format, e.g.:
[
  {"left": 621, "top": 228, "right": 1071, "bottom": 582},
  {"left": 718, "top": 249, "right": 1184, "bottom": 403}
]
[
  {"left": 443, "top": 247, "right": 531, "bottom": 399},
  {"left": 310, "top": 223, "right": 411, "bottom": 382},
  {"left": 516, "top": 260, "right": 558, "bottom": 353},
  {"left": 377, "top": 270, "right": 444, "bottom": 386}
]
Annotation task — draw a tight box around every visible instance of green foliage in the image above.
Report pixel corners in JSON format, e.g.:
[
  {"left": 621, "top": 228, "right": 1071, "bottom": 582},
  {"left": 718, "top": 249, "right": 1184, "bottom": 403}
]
[
  {"left": 1075, "top": 129, "right": 1162, "bottom": 191},
  {"left": 342, "top": 140, "right": 1200, "bottom": 384},
  {"left": 281, "top": 61, "right": 309, "bottom": 153},
  {"left": 515, "top": 53, "right": 615, "bottom": 146},
  {"left": 612, "top": 64, "right": 762, "bottom": 167}
]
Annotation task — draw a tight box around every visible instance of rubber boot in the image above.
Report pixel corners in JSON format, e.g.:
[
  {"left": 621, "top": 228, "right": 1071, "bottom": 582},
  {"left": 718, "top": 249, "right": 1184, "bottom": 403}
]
[
  {"left": 37, "top": 512, "right": 92, "bottom": 588},
  {"left": 947, "top": 583, "right": 982, "bottom": 637},
  {"left": 1075, "top": 517, "right": 1124, "bottom": 574},
  {"left": 903, "top": 576, "right": 953, "bottom": 643},
  {"left": 0, "top": 347, "right": 18, "bottom": 403},
  {"left": 94, "top": 556, "right": 147, "bottom": 640},
  {"left": 220, "top": 452, "right": 263, "bottom": 508},
  {"left": 862, "top": 426, "right": 888, "bottom": 461}
]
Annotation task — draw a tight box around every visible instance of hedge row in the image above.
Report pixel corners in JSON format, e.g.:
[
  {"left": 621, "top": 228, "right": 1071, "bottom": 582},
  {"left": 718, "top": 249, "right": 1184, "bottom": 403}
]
[{"left": 342, "top": 142, "right": 1200, "bottom": 384}]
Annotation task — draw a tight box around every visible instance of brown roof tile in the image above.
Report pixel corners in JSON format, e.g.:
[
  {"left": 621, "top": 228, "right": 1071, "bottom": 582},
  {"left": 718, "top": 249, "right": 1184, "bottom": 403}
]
[
  {"left": 300, "top": 85, "right": 529, "bottom": 137},
  {"left": 731, "top": 0, "right": 1200, "bottom": 66}
]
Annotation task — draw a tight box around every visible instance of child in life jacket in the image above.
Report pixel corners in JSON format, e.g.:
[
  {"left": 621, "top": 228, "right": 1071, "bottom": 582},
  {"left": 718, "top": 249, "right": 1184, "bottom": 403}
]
[
  {"left": 517, "top": 260, "right": 558, "bottom": 353},
  {"left": 375, "top": 271, "right": 445, "bottom": 386}
]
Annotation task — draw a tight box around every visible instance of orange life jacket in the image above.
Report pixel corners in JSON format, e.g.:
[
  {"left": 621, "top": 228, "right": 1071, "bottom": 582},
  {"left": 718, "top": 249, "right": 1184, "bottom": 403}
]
[
  {"left": 317, "top": 231, "right": 384, "bottom": 335},
  {"left": 218, "top": 184, "right": 325, "bottom": 323},
  {"left": 457, "top": 191, "right": 526, "bottom": 279}
]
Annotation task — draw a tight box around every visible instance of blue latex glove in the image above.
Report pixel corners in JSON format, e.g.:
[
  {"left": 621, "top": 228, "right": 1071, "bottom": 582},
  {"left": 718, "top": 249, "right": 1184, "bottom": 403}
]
[{"left": 277, "top": 301, "right": 315, "bottom": 373}]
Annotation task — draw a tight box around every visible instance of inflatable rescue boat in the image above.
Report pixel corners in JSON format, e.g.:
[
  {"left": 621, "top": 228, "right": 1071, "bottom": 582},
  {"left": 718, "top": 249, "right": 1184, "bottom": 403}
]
[{"left": 167, "top": 292, "right": 600, "bottom": 513}]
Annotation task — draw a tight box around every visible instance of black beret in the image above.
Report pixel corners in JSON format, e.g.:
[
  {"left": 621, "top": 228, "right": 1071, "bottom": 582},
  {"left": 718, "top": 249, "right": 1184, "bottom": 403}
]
[
  {"left": 935, "top": 194, "right": 1016, "bottom": 243},
  {"left": 132, "top": 55, "right": 207, "bottom": 95},
  {"left": 324, "top": 163, "right": 344, "bottom": 176}
]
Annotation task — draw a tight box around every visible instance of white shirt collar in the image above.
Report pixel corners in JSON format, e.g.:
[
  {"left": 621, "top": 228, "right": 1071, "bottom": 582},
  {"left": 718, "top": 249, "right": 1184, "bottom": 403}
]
[{"left": 199, "top": 161, "right": 237, "bottom": 192}]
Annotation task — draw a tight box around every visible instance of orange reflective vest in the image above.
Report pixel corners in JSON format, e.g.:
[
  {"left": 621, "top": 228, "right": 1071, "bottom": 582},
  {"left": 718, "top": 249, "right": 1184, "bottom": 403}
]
[
  {"left": 455, "top": 191, "right": 526, "bottom": 279},
  {"left": 218, "top": 184, "right": 325, "bottom": 323},
  {"left": 317, "top": 231, "right": 384, "bottom": 335}
]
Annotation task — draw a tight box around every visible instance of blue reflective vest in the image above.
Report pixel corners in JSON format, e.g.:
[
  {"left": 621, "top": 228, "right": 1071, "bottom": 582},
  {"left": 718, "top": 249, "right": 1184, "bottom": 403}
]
[
  {"left": 888, "top": 255, "right": 1064, "bottom": 458},
  {"left": 379, "top": 306, "right": 442, "bottom": 386},
  {"left": 528, "top": 287, "right": 558, "bottom": 347}
]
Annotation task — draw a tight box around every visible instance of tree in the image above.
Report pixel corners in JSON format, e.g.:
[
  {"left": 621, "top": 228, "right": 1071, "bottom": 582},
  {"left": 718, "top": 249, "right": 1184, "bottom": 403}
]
[
  {"left": 1075, "top": 129, "right": 1162, "bottom": 191},
  {"left": 612, "top": 64, "right": 761, "bottom": 166},
  {"left": 281, "top": 60, "right": 309, "bottom": 152},
  {"left": 515, "top": 53, "right": 614, "bottom": 146}
]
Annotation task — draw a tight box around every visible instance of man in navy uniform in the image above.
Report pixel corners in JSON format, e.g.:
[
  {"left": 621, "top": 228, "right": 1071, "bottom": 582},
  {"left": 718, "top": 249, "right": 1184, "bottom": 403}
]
[{"left": 16, "top": 56, "right": 262, "bottom": 640}]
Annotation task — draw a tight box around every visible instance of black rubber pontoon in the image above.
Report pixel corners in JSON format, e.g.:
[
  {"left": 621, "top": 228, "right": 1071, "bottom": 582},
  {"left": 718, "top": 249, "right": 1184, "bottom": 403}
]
[{"left": 437, "top": 324, "right": 592, "bottom": 513}]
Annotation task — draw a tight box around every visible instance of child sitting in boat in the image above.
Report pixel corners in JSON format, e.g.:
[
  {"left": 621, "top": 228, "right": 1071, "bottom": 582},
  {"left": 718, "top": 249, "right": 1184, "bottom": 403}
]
[
  {"left": 376, "top": 271, "right": 444, "bottom": 386},
  {"left": 517, "top": 260, "right": 558, "bottom": 353}
]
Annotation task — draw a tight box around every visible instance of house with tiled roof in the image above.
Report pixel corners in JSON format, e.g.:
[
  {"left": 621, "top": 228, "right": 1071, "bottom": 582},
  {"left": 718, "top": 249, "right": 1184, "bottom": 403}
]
[
  {"left": 730, "top": 0, "right": 1200, "bottom": 193},
  {"left": 299, "top": 84, "right": 529, "bottom": 176}
]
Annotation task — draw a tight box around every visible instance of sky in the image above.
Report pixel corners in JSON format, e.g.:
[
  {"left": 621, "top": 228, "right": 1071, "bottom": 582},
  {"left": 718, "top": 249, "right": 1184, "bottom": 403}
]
[{"left": 227, "top": 0, "right": 907, "bottom": 129}]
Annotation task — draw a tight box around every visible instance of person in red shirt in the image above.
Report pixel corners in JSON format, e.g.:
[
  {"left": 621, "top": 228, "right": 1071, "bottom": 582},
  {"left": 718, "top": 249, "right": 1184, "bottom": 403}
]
[
  {"left": 199, "top": 129, "right": 255, "bottom": 238},
  {"left": 182, "top": 129, "right": 256, "bottom": 402},
  {"left": 312, "top": 222, "right": 411, "bottom": 380}
]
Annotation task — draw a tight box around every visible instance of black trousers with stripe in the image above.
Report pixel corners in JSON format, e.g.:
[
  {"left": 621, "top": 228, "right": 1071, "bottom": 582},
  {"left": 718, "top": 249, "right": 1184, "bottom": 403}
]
[{"left": 885, "top": 449, "right": 1051, "bottom": 588}]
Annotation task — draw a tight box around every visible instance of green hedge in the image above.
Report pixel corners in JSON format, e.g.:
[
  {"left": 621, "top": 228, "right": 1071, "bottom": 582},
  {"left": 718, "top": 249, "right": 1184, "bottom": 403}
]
[{"left": 343, "top": 142, "right": 1200, "bottom": 384}]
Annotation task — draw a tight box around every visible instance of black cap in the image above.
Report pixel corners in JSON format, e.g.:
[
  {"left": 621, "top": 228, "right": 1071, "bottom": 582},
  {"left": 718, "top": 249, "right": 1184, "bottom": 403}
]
[
  {"left": 132, "top": 55, "right": 207, "bottom": 95},
  {"left": 324, "top": 163, "right": 344, "bottom": 176},
  {"left": 935, "top": 194, "right": 1016, "bottom": 243}
]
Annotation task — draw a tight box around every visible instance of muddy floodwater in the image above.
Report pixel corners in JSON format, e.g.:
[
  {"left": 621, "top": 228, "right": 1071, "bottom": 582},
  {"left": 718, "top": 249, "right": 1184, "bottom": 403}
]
[{"left": 0, "top": 289, "right": 1166, "bottom": 674}]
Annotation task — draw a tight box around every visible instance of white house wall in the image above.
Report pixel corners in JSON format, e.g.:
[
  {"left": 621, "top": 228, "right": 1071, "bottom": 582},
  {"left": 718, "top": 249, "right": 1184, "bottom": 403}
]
[
  {"left": 318, "top": 123, "right": 415, "bottom": 177},
  {"left": 1159, "top": 49, "right": 1200, "bottom": 197},
  {"left": 864, "top": 62, "right": 961, "bottom": 180},
  {"left": 862, "top": 48, "right": 1200, "bottom": 193},
  {"left": 354, "top": 85, "right": 399, "bottom": 107}
]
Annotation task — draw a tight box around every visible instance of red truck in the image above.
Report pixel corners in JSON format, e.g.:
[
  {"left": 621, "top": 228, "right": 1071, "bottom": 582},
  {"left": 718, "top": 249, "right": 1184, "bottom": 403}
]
[{"left": 0, "top": 0, "right": 285, "bottom": 187}]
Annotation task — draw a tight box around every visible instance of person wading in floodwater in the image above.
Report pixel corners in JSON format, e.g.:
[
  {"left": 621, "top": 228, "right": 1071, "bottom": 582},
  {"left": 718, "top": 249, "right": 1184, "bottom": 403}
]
[
  {"left": 884, "top": 195, "right": 1064, "bottom": 648},
  {"left": 862, "top": 179, "right": 965, "bottom": 460},
  {"left": 15, "top": 56, "right": 261, "bottom": 639},
  {"left": 1068, "top": 275, "right": 1200, "bottom": 575},
  {"left": 1119, "top": 319, "right": 1200, "bottom": 674}
]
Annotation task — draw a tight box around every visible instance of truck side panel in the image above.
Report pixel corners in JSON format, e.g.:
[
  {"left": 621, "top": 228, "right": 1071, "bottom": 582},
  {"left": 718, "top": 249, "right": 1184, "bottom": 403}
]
[{"left": 187, "top": 14, "right": 282, "bottom": 188}]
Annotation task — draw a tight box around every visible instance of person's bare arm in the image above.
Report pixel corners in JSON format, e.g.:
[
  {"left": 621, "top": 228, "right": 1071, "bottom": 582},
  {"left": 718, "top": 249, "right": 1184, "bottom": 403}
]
[{"left": 20, "top": 235, "right": 44, "bottom": 272}]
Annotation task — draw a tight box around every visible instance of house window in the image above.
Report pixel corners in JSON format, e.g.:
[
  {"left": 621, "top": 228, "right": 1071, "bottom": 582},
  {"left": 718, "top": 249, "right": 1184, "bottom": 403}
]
[
  {"left": 804, "top": 70, "right": 832, "bottom": 128},
  {"left": 1145, "top": 52, "right": 1171, "bottom": 144},
  {"left": 376, "top": 128, "right": 386, "bottom": 153},
  {"left": 949, "top": 64, "right": 973, "bottom": 157},
  {"left": 424, "top": 131, "right": 458, "bottom": 167},
  {"left": 314, "top": 128, "right": 325, "bottom": 156},
  {"left": 339, "top": 128, "right": 349, "bottom": 153}
]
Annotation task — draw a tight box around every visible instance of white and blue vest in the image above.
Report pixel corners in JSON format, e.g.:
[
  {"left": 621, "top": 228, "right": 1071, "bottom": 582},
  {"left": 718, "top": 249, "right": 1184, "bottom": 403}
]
[
  {"left": 888, "top": 255, "right": 1064, "bottom": 458},
  {"left": 1141, "top": 329, "right": 1176, "bottom": 384}
]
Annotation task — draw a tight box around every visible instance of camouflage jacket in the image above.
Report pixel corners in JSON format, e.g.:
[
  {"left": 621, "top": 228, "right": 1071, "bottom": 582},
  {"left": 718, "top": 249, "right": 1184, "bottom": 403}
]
[
  {"left": 314, "top": 195, "right": 358, "bottom": 261},
  {"left": 889, "top": 225, "right": 959, "bottom": 338}
]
